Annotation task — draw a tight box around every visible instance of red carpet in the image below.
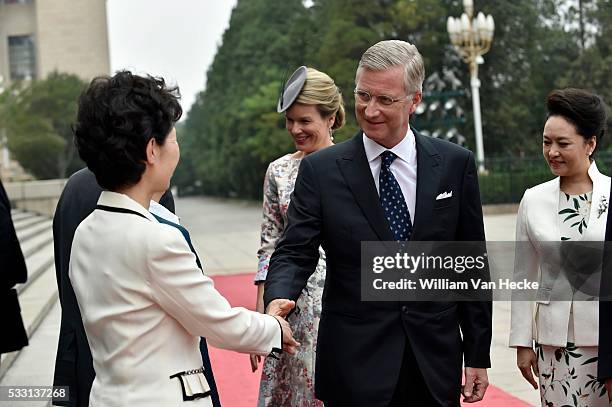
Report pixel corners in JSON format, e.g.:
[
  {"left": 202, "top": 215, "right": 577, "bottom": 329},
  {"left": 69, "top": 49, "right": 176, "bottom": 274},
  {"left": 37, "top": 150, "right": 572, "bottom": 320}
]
[
  {"left": 208, "top": 273, "right": 261, "bottom": 407},
  {"left": 209, "top": 273, "right": 533, "bottom": 407}
]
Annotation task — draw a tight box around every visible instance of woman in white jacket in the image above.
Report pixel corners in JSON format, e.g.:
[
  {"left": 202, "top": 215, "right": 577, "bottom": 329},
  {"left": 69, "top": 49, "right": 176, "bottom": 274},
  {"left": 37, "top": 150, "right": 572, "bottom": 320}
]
[
  {"left": 69, "top": 71, "right": 298, "bottom": 407},
  {"left": 510, "top": 88, "right": 610, "bottom": 406}
]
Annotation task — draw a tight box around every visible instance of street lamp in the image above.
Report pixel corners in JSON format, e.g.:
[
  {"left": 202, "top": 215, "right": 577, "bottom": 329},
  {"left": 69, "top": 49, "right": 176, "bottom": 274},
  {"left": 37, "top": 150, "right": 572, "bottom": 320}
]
[{"left": 447, "top": 0, "right": 494, "bottom": 172}]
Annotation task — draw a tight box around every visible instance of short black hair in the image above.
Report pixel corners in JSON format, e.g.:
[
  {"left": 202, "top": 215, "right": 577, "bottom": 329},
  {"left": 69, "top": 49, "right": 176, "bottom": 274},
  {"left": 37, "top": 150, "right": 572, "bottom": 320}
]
[
  {"left": 546, "top": 88, "right": 608, "bottom": 157},
  {"left": 74, "top": 71, "right": 182, "bottom": 190}
]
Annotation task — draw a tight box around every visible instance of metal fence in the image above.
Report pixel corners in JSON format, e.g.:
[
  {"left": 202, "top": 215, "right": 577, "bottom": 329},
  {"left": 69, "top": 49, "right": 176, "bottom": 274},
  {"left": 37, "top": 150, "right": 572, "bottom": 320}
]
[{"left": 479, "top": 153, "right": 612, "bottom": 204}]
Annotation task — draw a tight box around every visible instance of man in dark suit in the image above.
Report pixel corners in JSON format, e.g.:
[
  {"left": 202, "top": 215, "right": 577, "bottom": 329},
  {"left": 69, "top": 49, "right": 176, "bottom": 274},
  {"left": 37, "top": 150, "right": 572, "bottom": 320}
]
[
  {"left": 264, "top": 40, "right": 492, "bottom": 406},
  {"left": 52, "top": 167, "right": 220, "bottom": 407},
  {"left": 0, "top": 177, "right": 28, "bottom": 360}
]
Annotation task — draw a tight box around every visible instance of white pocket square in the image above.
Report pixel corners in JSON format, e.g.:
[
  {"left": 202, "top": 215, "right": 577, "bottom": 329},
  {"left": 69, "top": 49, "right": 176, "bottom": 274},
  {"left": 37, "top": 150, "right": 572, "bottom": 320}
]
[{"left": 436, "top": 191, "right": 452, "bottom": 200}]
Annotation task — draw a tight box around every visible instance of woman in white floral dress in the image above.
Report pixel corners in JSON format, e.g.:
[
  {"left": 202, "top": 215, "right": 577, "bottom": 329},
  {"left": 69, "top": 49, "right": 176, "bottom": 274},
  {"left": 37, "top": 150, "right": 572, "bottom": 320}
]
[
  {"left": 510, "top": 88, "right": 610, "bottom": 406},
  {"left": 251, "top": 66, "right": 345, "bottom": 406}
]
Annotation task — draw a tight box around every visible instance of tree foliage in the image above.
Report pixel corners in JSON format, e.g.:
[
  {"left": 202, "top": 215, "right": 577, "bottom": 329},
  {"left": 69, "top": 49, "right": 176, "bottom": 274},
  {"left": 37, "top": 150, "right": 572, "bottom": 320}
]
[
  {"left": 0, "top": 72, "right": 86, "bottom": 179},
  {"left": 178, "top": 0, "right": 612, "bottom": 199},
  {"left": 177, "top": 0, "right": 311, "bottom": 198}
]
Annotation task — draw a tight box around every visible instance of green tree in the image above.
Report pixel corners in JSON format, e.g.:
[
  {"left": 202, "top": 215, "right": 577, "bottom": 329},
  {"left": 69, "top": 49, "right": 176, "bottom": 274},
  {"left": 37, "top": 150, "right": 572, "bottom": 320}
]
[
  {"left": 559, "top": 0, "right": 612, "bottom": 121},
  {"left": 0, "top": 72, "right": 86, "bottom": 179},
  {"left": 178, "top": 0, "right": 311, "bottom": 198},
  {"left": 178, "top": 0, "right": 612, "bottom": 199},
  {"left": 312, "top": 0, "right": 394, "bottom": 140},
  {"left": 178, "top": 0, "right": 412, "bottom": 198},
  {"left": 425, "top": 0, "right": 586, "bottom": 157}
]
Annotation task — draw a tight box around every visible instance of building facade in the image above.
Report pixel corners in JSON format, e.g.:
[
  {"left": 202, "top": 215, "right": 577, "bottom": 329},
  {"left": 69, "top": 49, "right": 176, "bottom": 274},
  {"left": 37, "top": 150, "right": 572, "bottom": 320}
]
[{"left": 0, "top": 0, "right": 110, "bottom": 180}]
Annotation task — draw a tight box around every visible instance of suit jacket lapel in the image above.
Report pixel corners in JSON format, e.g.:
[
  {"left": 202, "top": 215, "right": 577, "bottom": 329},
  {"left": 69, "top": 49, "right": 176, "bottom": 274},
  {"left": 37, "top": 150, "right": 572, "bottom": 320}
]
[
  {"left": 337, "top": 132, "right": 395, "bottom": 241},
  {"left": 412, "top": 130, "right": 441, "bottom": 238}
]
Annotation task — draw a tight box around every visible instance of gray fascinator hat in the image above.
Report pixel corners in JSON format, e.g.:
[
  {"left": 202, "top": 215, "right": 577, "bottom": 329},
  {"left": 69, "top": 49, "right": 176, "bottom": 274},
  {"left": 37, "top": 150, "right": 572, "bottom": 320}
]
[{"left": 277, "top": 66, "right": 308, "bottom": 113}]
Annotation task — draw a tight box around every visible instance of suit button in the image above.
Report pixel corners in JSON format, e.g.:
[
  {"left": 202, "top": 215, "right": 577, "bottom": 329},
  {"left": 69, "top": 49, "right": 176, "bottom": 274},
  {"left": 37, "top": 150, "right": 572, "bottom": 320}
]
[{"left": 401, "top": 305, "right": 408, "bottom": 313}]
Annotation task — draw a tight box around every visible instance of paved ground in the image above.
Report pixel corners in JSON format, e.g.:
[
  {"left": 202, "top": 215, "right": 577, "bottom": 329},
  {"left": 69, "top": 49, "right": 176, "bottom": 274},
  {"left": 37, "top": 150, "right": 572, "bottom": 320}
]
[
  {"left": 480, "top": 214, "right": 540, "bottom": 404},
  {"left": 182, "top": 197, "right": 263, "bottom": 276},
  {"left": 0, "top": 301, "right": 61, "bottom": 407},
  {"left": 0, "top": 196, "right": 542, "bottom": 406}
]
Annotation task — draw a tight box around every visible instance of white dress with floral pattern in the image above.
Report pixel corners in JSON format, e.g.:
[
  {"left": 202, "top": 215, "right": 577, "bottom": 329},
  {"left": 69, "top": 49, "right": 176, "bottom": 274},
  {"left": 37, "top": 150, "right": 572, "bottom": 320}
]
[
  {"left": 535, "top": 191, "right": 610, "bottom": 407},
  {"left": 255, "top": 154, "right": 325, "bottom": 407}
]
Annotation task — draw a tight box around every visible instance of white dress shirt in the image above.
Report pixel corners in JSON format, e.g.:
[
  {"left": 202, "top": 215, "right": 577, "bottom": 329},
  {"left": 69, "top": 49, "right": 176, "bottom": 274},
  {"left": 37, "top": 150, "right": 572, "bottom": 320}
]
[
  {"left": 363, "top": 130, "right": 417, "bottom": 222},
  {"left": 149, "top": 199, "right": 180, "bottom": 224}
]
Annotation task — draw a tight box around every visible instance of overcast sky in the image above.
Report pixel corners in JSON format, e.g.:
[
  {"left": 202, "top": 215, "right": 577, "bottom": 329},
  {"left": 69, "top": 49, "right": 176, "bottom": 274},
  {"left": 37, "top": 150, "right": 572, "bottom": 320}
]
[{"left": 106, "top": 0, "right": 237, "bottom": 118}]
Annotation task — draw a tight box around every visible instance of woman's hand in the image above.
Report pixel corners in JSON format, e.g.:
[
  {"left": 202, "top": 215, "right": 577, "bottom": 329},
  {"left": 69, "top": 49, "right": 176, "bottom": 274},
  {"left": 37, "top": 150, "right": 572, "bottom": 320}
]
[
  {"left": 250, "top": 354, "right": 262, "bottom": 372},
  {"left": 516, "top": 346, "right": 539, "bottom": 390},
  {"left": 249, "top": 314, "right": 301, "bottom": 371}
]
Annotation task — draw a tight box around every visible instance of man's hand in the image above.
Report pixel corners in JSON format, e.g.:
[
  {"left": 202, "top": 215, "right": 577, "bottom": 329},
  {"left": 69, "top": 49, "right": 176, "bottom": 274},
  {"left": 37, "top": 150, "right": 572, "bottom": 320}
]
[
  {"left": 266, "top": 298, "right": 296, "bottom": 318},
  {"left": 462, "top": 367, "right": 489, "bottom": 403},
  {"left": 516, "top": 346, "right": 539, "bottom": 390},
  {"left": 273, "top": 315, "right": 300, "bottom": 355},
  {"left": 605, "top": 378, "right": 612, "bottom": 402}
]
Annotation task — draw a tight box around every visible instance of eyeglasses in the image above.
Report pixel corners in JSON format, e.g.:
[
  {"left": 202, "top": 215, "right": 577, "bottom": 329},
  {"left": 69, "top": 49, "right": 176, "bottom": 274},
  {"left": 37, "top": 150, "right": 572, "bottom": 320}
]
[{"left": 353, "top": 89, "right": 411, "bottom": 107}]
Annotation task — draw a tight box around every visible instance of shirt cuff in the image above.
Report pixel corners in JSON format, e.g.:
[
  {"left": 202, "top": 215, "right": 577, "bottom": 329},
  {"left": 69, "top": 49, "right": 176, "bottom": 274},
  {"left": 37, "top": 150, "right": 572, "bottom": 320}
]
[{"left": 268, "top": 316, "right": 283, "bottom": 360}]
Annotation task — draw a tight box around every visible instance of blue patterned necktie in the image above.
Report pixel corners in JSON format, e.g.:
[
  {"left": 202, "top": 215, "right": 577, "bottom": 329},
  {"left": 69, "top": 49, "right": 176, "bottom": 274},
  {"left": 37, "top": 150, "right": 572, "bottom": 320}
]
[{"left": 379, "top": 151, "right": 413, "bottom": 241}]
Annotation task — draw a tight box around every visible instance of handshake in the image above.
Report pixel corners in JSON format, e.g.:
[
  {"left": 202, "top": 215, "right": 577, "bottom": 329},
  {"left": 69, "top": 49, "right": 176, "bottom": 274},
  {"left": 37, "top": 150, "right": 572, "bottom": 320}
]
[{"left": 251, "top": 298, "right": 299, "bottom": 372}]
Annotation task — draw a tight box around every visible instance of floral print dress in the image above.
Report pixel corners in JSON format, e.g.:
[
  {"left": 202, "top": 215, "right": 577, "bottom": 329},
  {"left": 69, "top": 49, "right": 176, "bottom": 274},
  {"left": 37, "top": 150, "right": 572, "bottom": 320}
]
[
  {"left": 255, "top": 154, "right": 326, "bottom": 407},
  {"left": 535, "top": 190, "right": 610, "bottom": 407}
]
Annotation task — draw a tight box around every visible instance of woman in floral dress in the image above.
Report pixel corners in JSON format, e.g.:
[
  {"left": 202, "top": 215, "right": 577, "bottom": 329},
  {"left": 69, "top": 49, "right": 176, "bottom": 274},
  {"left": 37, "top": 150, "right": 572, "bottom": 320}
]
[
  {"left": 251, "top": 66, "right": 345, "bottom": 406},
  {"left": 510, "top": 88, "right": 610, "bottom": 406}
]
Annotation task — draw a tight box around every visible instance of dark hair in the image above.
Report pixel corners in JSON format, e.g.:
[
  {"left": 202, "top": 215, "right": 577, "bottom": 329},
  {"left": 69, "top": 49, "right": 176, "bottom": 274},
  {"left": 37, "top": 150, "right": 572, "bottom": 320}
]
[
  {"left": 546, "top": 88, "right": 608, "bottom": 157},
  {"left": 74, "top": 71, "right": 182, "bottom": 190}
]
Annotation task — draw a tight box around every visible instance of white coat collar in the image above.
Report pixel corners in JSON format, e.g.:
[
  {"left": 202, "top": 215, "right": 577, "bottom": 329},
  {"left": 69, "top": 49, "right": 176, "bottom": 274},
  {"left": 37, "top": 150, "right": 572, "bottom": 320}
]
[
  {"left": 585, "top": 161, "right": 610, "bottom": 238},
  {"left": 539, "top": 161, "right": 606, "bottom": 194},
  {"left": 97, "top": 191, "right": 159, "bottom": 223},
  {"left": 536, "top": 161, "right": 610, "bottom": 241}
]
